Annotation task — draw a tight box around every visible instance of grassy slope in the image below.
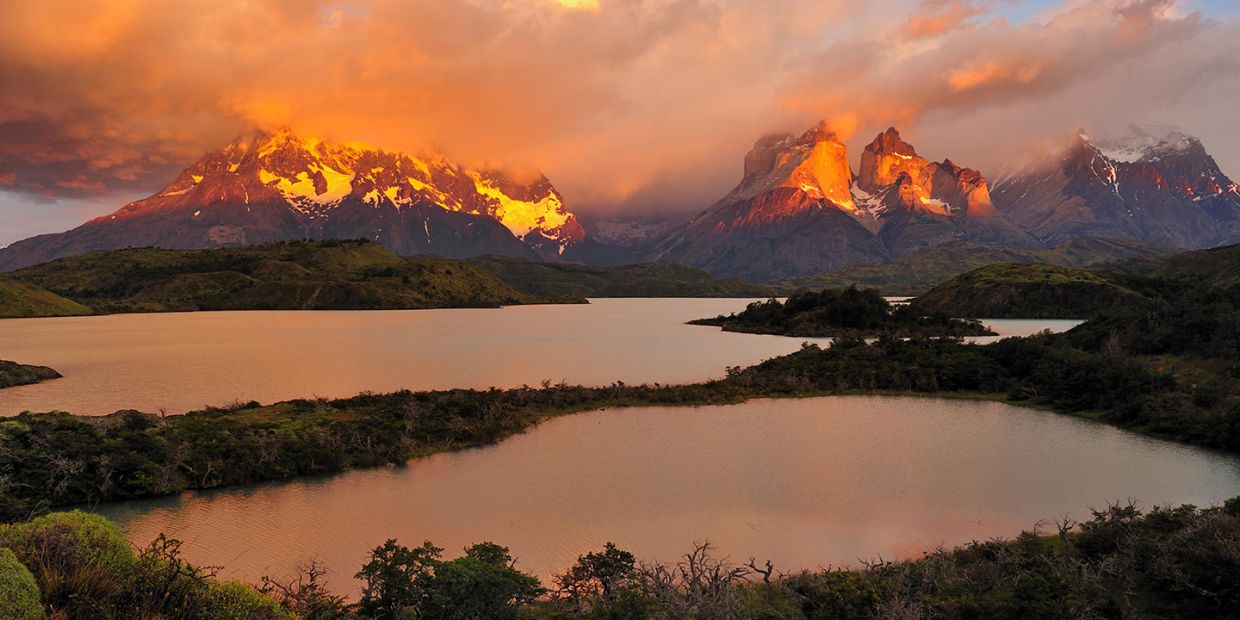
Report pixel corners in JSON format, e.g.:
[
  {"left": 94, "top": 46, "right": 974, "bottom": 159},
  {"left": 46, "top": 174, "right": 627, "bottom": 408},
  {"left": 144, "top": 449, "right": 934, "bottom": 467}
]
[
  {"left": 910, "top": 263, "right": 1152, "bottom": 319},
  {"left": 780, "top": 237, "right": 1175, "bottom": 295},
  {"left": 469, "top": 255, "right": 776, "bottom": 298},
  {"left": 0, "top": 279, "right": 91, "bottom": 318},
  {"left": 1154, "top": 243, "right": 1240, "bottom": 288},
  {"left": 0, "top": 360, "right": 61, "bottom": 389},
  {"left": 1, "top": 240, "right": 563, "bottom": 317}
]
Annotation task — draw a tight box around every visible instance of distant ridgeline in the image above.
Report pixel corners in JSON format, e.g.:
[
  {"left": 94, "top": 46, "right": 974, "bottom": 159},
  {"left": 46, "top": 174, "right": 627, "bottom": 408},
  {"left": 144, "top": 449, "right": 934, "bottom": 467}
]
[
  {"left": 690, "top": 286, "right": 993, "bottom": 338},
  {"left": 468, "top": 255, "right": 777, "bottom": 298},
  {"left": 0, "top": 239, "right": 567, "bottom": 318},
  {"left": 777, "top": 236, "right": 1175, "bottom": 296}
]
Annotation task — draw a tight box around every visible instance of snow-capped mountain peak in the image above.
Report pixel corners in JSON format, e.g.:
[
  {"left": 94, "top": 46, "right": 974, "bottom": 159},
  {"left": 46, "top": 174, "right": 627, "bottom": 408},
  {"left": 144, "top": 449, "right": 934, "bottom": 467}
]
[{"left": 149, "top": 129, "right": 585, "bottom": 256}]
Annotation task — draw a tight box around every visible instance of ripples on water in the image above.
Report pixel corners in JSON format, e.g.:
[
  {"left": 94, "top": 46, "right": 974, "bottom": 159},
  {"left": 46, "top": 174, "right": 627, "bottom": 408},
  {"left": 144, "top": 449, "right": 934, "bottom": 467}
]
[
  {"left": 0, "top": 298, "right": 1077, "bottom": 416},
  {"left": 95, "top": 396, "right": 1240, "bottom": 594}
]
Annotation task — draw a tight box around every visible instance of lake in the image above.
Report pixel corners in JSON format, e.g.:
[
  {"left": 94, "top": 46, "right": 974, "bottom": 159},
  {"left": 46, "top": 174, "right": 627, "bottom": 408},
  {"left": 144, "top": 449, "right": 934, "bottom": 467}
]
[
  {"left": 93, "top": 396, "right": 1240, "bottom": 593},
  {"left": 0, "top": 298, "right": 1078, "bottom": 416}
]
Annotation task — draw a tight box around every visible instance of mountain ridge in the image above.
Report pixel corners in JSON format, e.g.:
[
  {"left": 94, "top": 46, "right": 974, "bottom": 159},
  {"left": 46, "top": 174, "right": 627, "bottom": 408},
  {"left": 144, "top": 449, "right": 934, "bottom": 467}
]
[
  {"left": 641, "top": 124, "right": 1037, "bottom": 281},
  {"left": 0, "top": 130, "right": 587, "bottom": 271}
]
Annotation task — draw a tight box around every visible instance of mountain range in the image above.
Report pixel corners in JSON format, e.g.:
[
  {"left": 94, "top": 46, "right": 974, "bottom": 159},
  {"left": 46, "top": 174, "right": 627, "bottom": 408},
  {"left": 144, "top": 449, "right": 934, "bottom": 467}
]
[
  {"left": 0, "top": 131, "right": 585, "bottom": 271},
  {"left": 991, "top": 128, "right": 1240, "bottom": 248},
  {"left": 641, "top": 125, "right": 1037, "bottom": 280},
  {"left": 2, "top": 123, "right": 1237, "bottom": 280}
]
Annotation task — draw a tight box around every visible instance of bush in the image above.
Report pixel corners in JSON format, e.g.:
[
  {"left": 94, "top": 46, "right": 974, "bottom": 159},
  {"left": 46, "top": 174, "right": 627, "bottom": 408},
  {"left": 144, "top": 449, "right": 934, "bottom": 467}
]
[
  {"left": 0, "top": 510, "right": 135, "bottom": 613},
  {"left": 0, "top": 548, "right": 41, "bottom": 620},
  {"left": 207, "top": 580, "right": 294, "bottom": 620}
]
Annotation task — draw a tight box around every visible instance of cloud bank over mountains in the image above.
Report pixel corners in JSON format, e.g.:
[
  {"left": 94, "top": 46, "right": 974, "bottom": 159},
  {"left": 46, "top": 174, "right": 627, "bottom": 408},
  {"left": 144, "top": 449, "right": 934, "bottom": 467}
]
[{"left": 1, "top": 0, "right": 1237, "bottom": 244}]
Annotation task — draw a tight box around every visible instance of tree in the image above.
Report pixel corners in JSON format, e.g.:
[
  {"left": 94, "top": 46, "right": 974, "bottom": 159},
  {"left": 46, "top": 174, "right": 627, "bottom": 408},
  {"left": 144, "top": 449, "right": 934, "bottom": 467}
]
[
  {"left": 554, "top": 542, "right": 637, "bottom": 608},
  {"left": 420, "top": 543, "right": 544, "bottom": 619},
  {"left": 355, "top": 539, "right": 441, "bottom": 619}
]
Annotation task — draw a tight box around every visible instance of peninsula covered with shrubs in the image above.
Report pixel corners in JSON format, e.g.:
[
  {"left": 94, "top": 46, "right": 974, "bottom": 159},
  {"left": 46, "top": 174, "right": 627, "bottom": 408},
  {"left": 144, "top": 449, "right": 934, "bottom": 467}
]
[{"left": 689, "top": 286, "right": 994, "bottom": 337}]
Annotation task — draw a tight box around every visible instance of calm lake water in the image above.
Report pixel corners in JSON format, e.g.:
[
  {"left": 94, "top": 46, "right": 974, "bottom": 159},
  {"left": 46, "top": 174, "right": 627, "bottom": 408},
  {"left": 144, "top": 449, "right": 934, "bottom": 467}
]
[
  {"left": 0, "top": 299, "right": 1077, "bottom": 416},
  {"left": 93, "top": 396, "right": 1240, "bottom": 593}
]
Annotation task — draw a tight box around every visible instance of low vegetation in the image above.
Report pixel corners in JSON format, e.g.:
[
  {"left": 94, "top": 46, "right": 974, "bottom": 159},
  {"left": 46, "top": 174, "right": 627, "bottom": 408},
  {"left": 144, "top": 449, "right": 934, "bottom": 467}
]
[
  {"left": 469, "top": 255, "right": 775, "bottom": 298},
  {"left": 3, "top": 499, "right": 1238, "bottom": 618},
  {"left": 0, "top": 239, "right": 566, "bottom": 317},
  {"left": 0, "top": 360, "right": 61, "bottom": 390},
  {"left": 1154, "top": 243, "right": 1240, "bottom": 289},
  {"left": 779, "top": 236, "right": 1173, "bottom": 295},
  {"left": 690, "top": 286, "right": 994, "bottom": 337},
  {"left": 910, "top": 263, "right": 1152, "bottom": 319}
]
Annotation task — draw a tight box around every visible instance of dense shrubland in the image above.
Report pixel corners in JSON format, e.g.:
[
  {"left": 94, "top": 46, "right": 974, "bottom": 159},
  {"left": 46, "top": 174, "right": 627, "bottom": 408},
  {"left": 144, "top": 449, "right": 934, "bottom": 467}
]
[
  {"left": 2, "top": 500, "right": 1238, "bottom": 618},
  {"left": 690, "top": 286, "right": 994, "bottom": 337}
]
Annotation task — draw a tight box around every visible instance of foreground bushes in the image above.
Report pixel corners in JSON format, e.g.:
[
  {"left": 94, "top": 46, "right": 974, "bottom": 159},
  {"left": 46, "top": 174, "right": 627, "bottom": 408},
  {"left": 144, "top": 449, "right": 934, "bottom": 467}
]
[
  {"left": 0, "top": 547, "right": 41, "bottom": 620},
  {"left": 0, "top": 511, "right": 290, "bottom": 619},
  {"left": 3, "top": 501, "right": 1239, "bottom": 618}
]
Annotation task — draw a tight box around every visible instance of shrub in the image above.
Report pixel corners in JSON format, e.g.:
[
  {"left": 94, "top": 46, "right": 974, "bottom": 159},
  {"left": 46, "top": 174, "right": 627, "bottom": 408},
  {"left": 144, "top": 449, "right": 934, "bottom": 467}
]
[
  {"left": 0, "top": 548, "right": 41, "bottom": 620},
  {"left": 0, "top": 510, "right": 134, "bottom": 613},
  {"left": 207, "top": 580, "right": 294, "bottom": 620}
]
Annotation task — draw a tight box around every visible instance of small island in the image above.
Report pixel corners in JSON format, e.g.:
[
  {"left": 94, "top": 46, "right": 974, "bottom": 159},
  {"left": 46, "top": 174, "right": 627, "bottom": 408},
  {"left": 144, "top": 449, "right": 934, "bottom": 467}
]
[
  {"left": 689, "top": 286, "right": 994, "bottom": 338},
  {"left": 0, "top": 360, "right": 61, "bottom": 389}
]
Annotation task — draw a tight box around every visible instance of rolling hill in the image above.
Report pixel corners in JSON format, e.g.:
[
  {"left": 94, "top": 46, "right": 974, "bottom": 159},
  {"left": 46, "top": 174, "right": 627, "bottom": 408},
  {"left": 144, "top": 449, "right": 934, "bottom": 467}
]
[
  {"left": 468, "top": 256, "right": 775, "bottom": 298},
  {"left": 1, "top": 240, "right": 562, "bottom": 317},
  {"left": 910, "top": 263, "right": 1151, "bottom": 319}
]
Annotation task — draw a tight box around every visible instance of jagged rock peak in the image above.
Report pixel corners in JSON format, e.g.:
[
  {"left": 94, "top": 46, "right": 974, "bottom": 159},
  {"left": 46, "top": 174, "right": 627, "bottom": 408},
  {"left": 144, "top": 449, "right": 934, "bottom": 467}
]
[
  {"left": 858, "top": 127, "right": 928, "bottom": 192},
  {"left": 865, "top": 127, "right": 918, "bottom": 157}
]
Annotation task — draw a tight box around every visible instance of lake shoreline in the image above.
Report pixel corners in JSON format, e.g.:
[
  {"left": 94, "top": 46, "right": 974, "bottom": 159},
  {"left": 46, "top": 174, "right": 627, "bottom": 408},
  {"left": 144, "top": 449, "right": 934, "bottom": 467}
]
[{"left": 5, "top": 359, "right": 1229, "bottom": 518}]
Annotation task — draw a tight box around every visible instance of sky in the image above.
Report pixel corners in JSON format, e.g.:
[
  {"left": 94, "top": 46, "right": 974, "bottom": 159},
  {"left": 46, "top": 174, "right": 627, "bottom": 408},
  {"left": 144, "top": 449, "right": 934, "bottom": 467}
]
[{"left": 1, "top": 0, "right": 1239, "bottom": 246}]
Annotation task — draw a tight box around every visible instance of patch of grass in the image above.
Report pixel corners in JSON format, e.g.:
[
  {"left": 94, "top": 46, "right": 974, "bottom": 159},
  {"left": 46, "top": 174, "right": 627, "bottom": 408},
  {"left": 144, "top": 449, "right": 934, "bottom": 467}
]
[{"left": 0, "top": 278, "right": 91, "bottom": 318}]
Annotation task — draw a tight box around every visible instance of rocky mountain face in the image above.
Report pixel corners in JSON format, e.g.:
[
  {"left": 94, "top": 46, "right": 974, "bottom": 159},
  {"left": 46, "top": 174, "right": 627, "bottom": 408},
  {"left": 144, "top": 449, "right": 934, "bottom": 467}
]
[
  {"left": 642, "top": 124, "right": 1034, "bottom": 281},
  {"left": 0, "top": 131, "right": 586, "bottom": 271},
  {"left": 992, "top": 129, "right": 1240, "bottom": 248}
]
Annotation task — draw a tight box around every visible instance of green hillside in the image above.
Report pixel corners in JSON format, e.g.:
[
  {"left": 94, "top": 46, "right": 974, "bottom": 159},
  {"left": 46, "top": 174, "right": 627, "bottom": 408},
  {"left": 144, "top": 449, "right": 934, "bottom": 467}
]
[
  {"left": 781, "top": 237, "right": 1174, "bottom": 295},
  {"left": 911, "top": 263, "right": 1151, "bottom": 319},
  {"left": 469, "top": 255, "right": 775, "bottom": 298},
  {"left": 2, "top": 240, "right": 561, "bottom": 317},
  {"left": 1154, "top": 243, "right": 1240, "bottom": 288},
  {"left": 0, "top": 278, "right": 91, "bottom": 318}
]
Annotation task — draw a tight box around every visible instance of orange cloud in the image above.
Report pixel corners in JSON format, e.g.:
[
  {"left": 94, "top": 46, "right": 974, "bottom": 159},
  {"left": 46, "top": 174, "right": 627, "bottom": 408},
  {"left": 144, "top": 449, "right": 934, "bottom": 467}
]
[
  {"left": 947, "top": 58, "right": 1043, "bottom": 92},
  {"left": 901, "top": 0, "right": 984, "bottom": 39},
  {"left": 0, "top": 0, "right": 1235, "bottom": 225}
]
